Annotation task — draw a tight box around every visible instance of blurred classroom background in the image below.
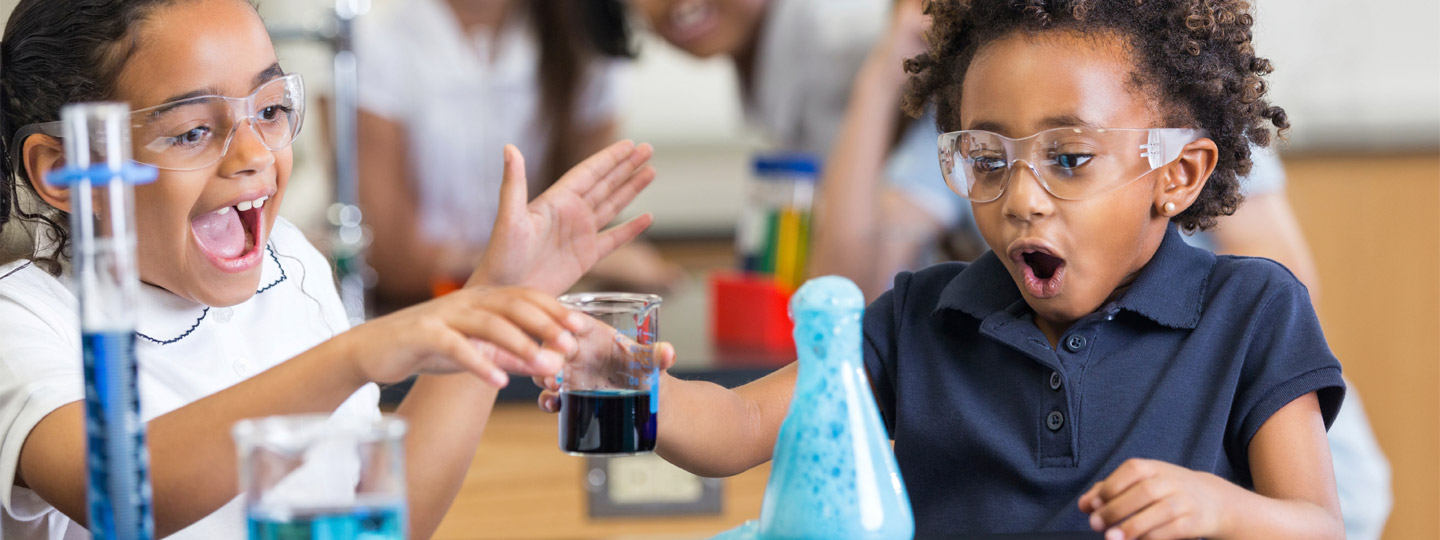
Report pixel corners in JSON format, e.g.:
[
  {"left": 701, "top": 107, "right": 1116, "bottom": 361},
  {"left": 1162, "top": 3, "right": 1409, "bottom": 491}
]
[{"left": 2, "top": 0, "right": 1435, "bottom": 538}]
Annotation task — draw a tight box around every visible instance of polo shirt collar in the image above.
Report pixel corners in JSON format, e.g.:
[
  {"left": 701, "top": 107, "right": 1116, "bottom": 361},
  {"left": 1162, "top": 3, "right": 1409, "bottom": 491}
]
[
  {"left": 934, "top": 225, "right": 1214, "bottom": 329},
  {"left": 135, "top": 242, "right": 287, "bottom": 345},
  {"left": 1112, "top": 225, "right": 1215, "bottom": 329}
]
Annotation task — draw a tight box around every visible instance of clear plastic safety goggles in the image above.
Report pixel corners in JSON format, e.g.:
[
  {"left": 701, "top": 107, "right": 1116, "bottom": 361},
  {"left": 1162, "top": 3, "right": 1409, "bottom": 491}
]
[
  {"left": 12, "top": 73, "right": 305, "bottom": 172},
  {"left": 937, "top": 127, "right": 1207, "bottom": 202}
]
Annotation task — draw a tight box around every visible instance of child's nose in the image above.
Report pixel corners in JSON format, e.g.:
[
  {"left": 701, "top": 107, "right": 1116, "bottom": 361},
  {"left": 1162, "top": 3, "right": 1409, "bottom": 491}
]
[
  {"left": 1000, "top": 160, "right": 1056, "bottom": 223},
  {"left": 216, "top": 119, "right": 276, "bottom": 178}
]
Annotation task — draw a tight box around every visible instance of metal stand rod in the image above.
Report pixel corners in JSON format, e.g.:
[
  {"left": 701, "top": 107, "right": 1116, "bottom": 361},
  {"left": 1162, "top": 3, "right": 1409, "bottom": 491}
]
[{"left": 269, "top": 0, "right": 372, "bottom": 324}]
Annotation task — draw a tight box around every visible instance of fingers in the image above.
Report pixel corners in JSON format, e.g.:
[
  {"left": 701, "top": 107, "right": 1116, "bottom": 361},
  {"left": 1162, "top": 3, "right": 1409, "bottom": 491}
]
[
  {"left": 497, "top": 145, "right": 530, "bottom": 219},
  {"left": 445, "top": 304, "right": 551, "bottom": 370},
  {"left": 553, "top": 139, "right": 639, "bottom": 197},
  {"left": 452, "top": 288, "right": 597, "bottom": 378},
  {"left": 1090, "top": 477, "right": 1173, "bottom": 532},
  {"left": 492, "top": 347, "right": 545, "bottom": 376},
  {"left": 1079, "top": 483, "right": 1102, "bottom": 513},
  {"left": 593, "top": 165, "right": 657, "bottom": 226},
  {"left": 1106, "top": 498, "right": 1190, "bottom": 540},
  {"left": 532, "top": 374, "right": 559, "bottom": 391},
  {"left": 538, "top": 389, "right": 560, "bottom": 413},
  {"left": 582, "top": 144, "right": 654, "bottom": 207},
  {"left": 1094, "top": 459, "right": 1159, "bottom": 504},
  {"left": 438, "top": 331, "right": 509, "bottom": 387},
  {"left": 595, "top": 213, "right": 655, "bottom": 260},
  {"left": 656, "top": 342, "right": 677, "bottom": 371},
  {"left": 1131, "top": 514, "right": 1199, "bottom": 540}
]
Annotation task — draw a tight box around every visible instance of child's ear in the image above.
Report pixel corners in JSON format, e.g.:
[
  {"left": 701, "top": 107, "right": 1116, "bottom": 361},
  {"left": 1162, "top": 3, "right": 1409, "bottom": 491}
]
[
  {"left": 22, "top": 135, "right": 70, "bottom": 213},
  {"left": 1154, "top": 138, "right": 1219, "bottom": 217}
]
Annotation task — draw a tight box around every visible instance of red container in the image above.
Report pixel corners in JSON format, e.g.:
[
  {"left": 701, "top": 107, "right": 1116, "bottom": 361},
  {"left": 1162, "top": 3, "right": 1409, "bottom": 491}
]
[{"left": 710, "top": 272, "right": 796, "bottom": 364}]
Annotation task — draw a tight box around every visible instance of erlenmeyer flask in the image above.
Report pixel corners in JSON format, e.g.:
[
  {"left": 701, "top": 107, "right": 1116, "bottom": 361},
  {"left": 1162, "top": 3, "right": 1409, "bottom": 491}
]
[{"left": 757, "top": 276, "right": 914, "bottom": 539}]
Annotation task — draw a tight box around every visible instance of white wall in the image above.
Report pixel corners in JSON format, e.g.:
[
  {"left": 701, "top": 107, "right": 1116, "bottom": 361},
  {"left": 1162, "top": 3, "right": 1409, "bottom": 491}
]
[{"left": 1253, "top": 0, "right": 1440, "bottom": 149}]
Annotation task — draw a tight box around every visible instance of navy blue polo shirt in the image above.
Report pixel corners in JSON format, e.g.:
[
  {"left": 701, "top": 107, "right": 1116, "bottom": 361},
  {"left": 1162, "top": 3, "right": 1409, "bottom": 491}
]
[{"left": 862, "top": 225, "right": 1345, "bottom": 535}]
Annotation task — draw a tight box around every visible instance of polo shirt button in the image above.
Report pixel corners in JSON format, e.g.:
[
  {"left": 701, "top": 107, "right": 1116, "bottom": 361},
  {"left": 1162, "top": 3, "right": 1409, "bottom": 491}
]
[
  {"left": 214, "top": 307, "right": 233, "bottom": 323},
  {"left": 234, "top": 360, "right": 252, "bottom": 377},
  {"left": 1046, "top": 411, "right": 1064, "bottom": 431},
  {"left": 1049, "top": 371, "right": 1063, "bottom": 390},
  {"left": 1065, "top": 334, "right": 1086, "bottom": 352}
]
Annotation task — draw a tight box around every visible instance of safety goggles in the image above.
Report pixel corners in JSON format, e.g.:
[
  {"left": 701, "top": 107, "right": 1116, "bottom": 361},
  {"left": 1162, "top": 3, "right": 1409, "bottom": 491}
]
[
  {"left": 11, "top": 73, "right": 305, "bottom": 173},
  {"left": 937, "top": 127, "right": 1207, "bottom": 202}
]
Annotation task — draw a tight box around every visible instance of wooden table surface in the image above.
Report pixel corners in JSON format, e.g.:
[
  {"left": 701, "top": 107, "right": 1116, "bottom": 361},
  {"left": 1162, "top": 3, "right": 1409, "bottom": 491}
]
[{"left": 432, "top": 404, "right": 770, "bottom": 540}]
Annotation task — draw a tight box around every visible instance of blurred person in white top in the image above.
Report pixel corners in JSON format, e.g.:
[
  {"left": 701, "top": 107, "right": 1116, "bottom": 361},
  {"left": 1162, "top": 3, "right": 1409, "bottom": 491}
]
[{"left": 357, "top": 0, "right": 681, "bottom": 308}]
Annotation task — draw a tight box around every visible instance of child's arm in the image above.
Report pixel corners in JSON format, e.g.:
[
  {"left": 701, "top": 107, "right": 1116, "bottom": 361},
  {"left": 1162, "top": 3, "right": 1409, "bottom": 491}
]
[
  {"left": 16, "top": 286, "right": 582, "bottom": 538},
  {"left": 653, "top": 365, "right": 799, "bottom": 477},
  {"left": 1079, "top": 392, "right": 1343, "bottom": 540},
  {"left": 533, "top": 352, "right": 798, "bottom": 479}
]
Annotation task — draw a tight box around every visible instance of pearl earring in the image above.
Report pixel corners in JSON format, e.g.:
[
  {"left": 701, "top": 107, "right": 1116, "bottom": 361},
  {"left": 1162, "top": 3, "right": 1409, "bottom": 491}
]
[{"left": 1163, "top": 202, "right": 1176, "bottom": 214}]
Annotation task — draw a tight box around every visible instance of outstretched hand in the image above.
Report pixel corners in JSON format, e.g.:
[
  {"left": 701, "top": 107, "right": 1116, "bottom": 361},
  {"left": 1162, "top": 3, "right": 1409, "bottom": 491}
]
[{"left": 468, "top": 141, "right": 657, "bottom": 296}]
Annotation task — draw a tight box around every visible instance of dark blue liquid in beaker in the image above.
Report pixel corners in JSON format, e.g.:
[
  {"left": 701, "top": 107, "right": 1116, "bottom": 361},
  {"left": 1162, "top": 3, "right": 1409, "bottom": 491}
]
[
  {"left": 82, "top": 330, "right": 153, "bottom": 540},
  {"left": 559, "top": 389, "right": 656, "bottom": 455},
  {"left": 247, "top": 502, "right": 405, "bottom": 540}
]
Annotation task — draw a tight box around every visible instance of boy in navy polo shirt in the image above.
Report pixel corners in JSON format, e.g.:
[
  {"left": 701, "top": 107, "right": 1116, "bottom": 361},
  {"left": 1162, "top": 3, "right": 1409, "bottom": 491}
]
[{"left": 538, "top": 1, "right": 1345, "bottom": 538}]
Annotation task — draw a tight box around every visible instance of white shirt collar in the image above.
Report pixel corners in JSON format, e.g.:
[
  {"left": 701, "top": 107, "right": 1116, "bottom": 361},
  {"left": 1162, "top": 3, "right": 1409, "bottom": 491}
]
[{"left": 135, "top": 241, "right": 288, "bottom": 346}]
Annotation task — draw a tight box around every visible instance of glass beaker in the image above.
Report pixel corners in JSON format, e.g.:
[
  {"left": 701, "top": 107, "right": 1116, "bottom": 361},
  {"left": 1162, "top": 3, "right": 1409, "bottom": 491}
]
[
  {"left": 556, "top": 293, "right": 662, "bottom": 456},
  {"left": 233, "top": 414, "right": 408, "bottom": 540}
]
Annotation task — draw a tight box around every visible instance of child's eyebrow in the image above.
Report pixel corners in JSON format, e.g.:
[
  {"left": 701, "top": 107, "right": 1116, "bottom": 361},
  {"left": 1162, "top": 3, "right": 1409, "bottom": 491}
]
[
  {"left": 1037, "top": 114, "right": 1103, "bottom": 131},
  {"left": 144, "top": 64, "right": 286, "bottom": 117},
  {"left": 154, "top": 87, "right": 223, "bottom": 110},
  {"left": 966, "top": 120, "right": 1008, "bottom": 134},
  {"left": 965, "top": 114, "right": 1104, "bottom": 136},
  {"left": 253, "top": 63, "right": 284, "bottom": 87}
]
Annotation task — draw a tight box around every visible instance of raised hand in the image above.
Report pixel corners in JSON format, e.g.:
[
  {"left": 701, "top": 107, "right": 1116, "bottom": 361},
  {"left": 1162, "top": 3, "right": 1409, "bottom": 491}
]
[{"left": 469, "top": 141, "right": 657, "bottom": 296}]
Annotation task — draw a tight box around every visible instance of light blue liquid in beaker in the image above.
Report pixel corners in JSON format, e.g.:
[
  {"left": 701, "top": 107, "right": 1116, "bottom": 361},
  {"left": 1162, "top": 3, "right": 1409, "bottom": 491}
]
[
  {"left": 753, "top": 276, "right": 914, "bottom": 540},
  {"left": 247, "top": 499, "right": 405, "bottom": 540}
]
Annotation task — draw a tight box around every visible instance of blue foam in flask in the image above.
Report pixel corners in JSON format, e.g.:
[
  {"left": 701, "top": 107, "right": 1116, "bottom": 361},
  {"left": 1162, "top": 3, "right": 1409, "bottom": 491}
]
[
  {"left": 50, "top": 103, "right": 158, "bottom": 540},
  {"left": 754, "top": 276, "right": 914, "bottom": 539}
]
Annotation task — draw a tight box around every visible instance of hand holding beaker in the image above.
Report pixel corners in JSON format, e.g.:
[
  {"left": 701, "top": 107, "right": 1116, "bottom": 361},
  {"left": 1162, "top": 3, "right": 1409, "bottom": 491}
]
[{"left": 551, "top": 293, "right": 666, "bottom": 455}]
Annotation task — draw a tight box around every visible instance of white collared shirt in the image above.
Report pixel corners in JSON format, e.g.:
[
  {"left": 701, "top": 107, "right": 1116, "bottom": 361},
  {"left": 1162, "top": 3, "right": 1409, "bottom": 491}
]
[
  {"left": 355, "top": 0, "right": 619, "bottom": 249},
  {"left": 0, "top": 218, "right": 380, "bottom": 540}
]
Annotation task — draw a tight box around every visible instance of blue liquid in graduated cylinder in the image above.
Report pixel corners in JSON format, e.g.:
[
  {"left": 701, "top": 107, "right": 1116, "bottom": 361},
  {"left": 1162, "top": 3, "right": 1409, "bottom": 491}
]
[
  {"left": 83, "top": 330, "right": 154, "bottom": 540},
  {"left": 248, "top": 502, "right": 405, "bottom": 540},
  {"left": 756, "top": 276, "right": 913, "bottom": 540}
]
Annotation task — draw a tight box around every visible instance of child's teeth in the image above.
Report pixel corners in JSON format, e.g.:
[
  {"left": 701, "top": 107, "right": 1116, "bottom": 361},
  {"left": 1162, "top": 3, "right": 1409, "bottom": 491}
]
[
  {"left": 253, "top": 197, "right": 266, "bottom": 209},
  {"left": 237, "top": 201, "right": 253, "bottom": 212},
  {"left": 214, "top": 206, "right": 231, "bottom": 216}
]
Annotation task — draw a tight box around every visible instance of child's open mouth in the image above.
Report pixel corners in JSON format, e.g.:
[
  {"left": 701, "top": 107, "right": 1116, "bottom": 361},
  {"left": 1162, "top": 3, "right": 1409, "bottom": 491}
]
[
  {"left": 191, "top": 195, "right": 268, "bottom": 272},
  {"left": 1015, "top": 248, "right": 1066, "bottom": 299}
]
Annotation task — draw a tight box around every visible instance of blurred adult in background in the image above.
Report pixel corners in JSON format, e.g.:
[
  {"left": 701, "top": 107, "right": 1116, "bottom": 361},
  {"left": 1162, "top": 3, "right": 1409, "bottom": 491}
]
[
  {"left": 807, "top": 2, "right": 1391, "bottom": 539},
  {"left": 357, "top": 0, "right": 681, "bottom": 309},
  {"left": 631, "top": 0, "right": 888, "bottom": 156}
]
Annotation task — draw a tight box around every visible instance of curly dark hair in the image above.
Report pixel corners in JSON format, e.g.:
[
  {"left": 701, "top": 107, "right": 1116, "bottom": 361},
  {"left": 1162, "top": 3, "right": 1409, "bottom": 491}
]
[
  {"left": 902, "top": 0, "right": 1289, "bottom": 232},
  {"left": 1, "top": 0, "right": 213, "bottom": 274}
]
